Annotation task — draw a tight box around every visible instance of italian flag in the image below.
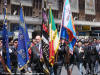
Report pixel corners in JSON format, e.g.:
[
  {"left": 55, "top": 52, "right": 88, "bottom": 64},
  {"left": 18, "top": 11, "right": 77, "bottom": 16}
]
[{"left": 49, "top": 8, "right": 59, "bottom": 66}]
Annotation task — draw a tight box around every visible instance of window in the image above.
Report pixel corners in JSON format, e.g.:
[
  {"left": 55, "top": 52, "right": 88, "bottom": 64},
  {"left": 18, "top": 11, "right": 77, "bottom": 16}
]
[
  {"left": 52, "top": 10, "right": 58, "bottom": 19},
  {"left": 85, "top": 15, "right": 95, "bottom": 21},
  {"left": 11, "top": 5, "right": 20, "bottom": 15},
  {"left": 33, "top": 0, "right": 42, "bottom": 9},
  {"left": 90, "top": 33, "right": 98, "bottom": 36},
  {"left": 39, "top": 0, "right": 42, "bottom": 9},
  {"left": 96, "top": 0, "right": 100, "bottom": 12},
  {"left": 7, "top": 0, "right": 10, "bottom": 4},
  {"left": 59, "top": 0, "right": 63, "bottom": 10},
  {"left": 79, "top": 0, "right": 85, "bottom": 10},
  {"left": 33, "top": 0, "right": 35, "bottom": 8},
  {"left": 10, "top": 23, "right": 19, "bottom": 32},
  {"left": 23, "top": 6, "right": 32, "bottom": 16},
  {"left": 36, "top": 0, "right": 38, "bottom": 9},
  {"left": 27, "top": 24, "right": 34, "bottom": 30},
  {"left": 32, "top": 0, "right": 42, "bottom": 17},
  {"left": 0, "top": 22, "right": 3, "bottom": 31}
]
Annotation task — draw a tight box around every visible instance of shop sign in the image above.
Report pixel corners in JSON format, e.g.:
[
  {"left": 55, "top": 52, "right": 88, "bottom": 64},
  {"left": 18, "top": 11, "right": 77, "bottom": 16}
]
[{"left": 82, "top": 25, "right": 91, "bottom": 31}]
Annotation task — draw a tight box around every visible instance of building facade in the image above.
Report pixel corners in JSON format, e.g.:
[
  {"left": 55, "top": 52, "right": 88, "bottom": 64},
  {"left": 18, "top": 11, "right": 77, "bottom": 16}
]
[
  {"left": 0, "top": 0, "right": 100, "bottom": 39},
  {"left": 49, "top": 0, "right": 100, "bottom": 39},
  {"left": 0, "top": 0, "right": 42, "bottom": 39}
]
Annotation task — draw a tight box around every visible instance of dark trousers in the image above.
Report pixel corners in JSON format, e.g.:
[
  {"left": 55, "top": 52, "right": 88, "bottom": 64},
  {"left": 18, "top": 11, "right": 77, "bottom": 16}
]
[{"left": 54, "top": 61, "right": 63, "bottom": 75}]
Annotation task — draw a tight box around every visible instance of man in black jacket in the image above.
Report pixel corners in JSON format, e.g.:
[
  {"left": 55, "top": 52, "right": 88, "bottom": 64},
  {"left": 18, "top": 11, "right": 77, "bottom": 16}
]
[
  {"left": 75, "top": 41, "right": 84, "bottom": 75},
  {"left": 29, "top": 35, "right": 44, "bottom": 74},
  {"left": 54, "top": 39, "right": 67, "bottom": 75},
  {"left": 9, "top": 38, "right": 18, "bottom": 73}
]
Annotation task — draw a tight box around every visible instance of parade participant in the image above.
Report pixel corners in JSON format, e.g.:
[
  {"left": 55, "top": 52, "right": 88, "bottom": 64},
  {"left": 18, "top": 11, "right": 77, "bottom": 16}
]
[
  {"left": 32, "top": 39, "right": 37, "bottom": 46},
  {"left": 0, "top": 39, "right": 6, "bottom": 74},
  {"left": 65, "top": 48, "right": 74, "bottom": 75},
  {"left": 54, "top": 38, "right": 75, "bottom": 75},
  {"left": 95, "top": 39, "right": 100, "bottom": 75},
  {"left": 96, "top": 39, "right": 100, "bottom": 63},
  {"left": 35, "top": 35, "right": 42, "bottom": 53},
  {"left": 35, "top": 35, "right": 44, "bottom": 73},
  {"left": 9, "top": 39, "right": 14, "bottom": 47},
  {"left": 28, "top": 38, "right": 37, "bottom": 59},
  {"left": 83, "top": 40, "right": 91, "bottom": 74},
  {"left": 54, "top": 39, "right": 67, "bottom": 75},
  {"left": 28, "top": 38, "right": 37, "bottom": 73},
  {"left": 9, "top": 38, "right": 18, "bottom": 73},
  {"left": 75, "top": 41, "right": 84, "bottom": 75},
  {"left": 83, "top": 39, "right": 98, "bottom": 75},
  {"left": 29, "top": 35, "right": 44, "bottom": 74},
  {"left": 90, "top": 38, "right": 98, "bottom": 75}
]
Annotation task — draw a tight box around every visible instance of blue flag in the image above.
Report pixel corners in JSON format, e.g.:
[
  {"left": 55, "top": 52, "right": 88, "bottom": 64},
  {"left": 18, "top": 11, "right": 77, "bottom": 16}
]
[
  {"left": 2, "top": 7, "right": 11, "bottom": 73},
  {"left": 61, "top": 0, "right": 77, "bottom": 54},
  {"left": 17, "top": 7, "right": 30, "bottom": 70}
]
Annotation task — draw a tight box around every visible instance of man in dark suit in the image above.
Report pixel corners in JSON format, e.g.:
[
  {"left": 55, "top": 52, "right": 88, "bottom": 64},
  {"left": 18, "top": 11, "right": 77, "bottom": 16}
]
[{"left": 29, "top": 35, "right": 44, "bottom": 74}]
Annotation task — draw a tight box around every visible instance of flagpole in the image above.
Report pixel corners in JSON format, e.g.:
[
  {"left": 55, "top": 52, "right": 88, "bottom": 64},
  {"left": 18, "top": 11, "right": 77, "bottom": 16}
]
[
  {"left": 18, "top": 0, "right": 29, "bottom": 71},
  {"left": 42, "top": 0, "right": 47, "bottom": 52},
  {"left": 2, "top": 0, "right": 12, "bottom": 73},
  {"left": 48, "top": 2, "right": 53, "bottom": 67},
  {"left": 48, "top": 4, "right": 53, "bottom": 66},
  {"left": 59, "top": 0, "right": 66, "bottom": 40},
  {"left": 59, "top": 20, "right": 63, "bottom": 40}
]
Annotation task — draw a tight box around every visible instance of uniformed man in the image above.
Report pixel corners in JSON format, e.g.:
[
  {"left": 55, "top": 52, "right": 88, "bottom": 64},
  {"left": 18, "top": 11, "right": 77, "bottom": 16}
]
[
  {"left": 54, "top": 39, "right": 67, "bottom": 75},
  {"left": 9, "top": 38, "right": 18, "bottom": 73}
]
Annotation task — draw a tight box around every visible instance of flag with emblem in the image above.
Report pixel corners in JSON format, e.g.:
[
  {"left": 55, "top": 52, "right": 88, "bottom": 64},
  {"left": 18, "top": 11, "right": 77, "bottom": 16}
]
[
  {"left": 2, "top": 0, "right": 11, "bottom": 73},
  {"left": 49, "top": 8, "right": 59, "bottom": 66},
  {"left": 42, "top": 8, "right": 49, "bottom": 44},
  {"left": 60, "top": 0, "right": 77, "bottom": 54},
  {"left": 42, "top": 8, "right": 49, "bottom": 63},
  {"left": 42, "top": 8, "right": 50, "bottom": 74},
  {"left": 17, "top": 6, "right": 30, "bottom": 70}
]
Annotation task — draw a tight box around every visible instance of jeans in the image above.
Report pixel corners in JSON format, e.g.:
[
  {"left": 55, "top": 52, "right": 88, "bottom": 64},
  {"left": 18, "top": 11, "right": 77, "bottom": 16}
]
[
  {"left": 49, "top": 66, "right": 54, "bottom": 75},
  {"left": 77, "top": 62, "right": 83, "bottom": 75},
  {"left": 56, "top": 66, "right": 62, "bottom": 75},
  {"left": 94, "top": 61, "right": 98, "bottom": 74}
]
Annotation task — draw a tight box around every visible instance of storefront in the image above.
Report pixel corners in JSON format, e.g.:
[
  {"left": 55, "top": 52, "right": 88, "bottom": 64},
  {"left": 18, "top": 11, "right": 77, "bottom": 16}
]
[
  {"left": 75, "top": 25, "right": 91, "bottom": 39},
  {"left": 91, "top": 27, "right": 100, "bottom": 39}
]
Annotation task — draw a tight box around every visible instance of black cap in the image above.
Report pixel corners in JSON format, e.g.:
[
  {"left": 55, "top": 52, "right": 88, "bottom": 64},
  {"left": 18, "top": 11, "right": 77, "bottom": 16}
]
[
  {"left": 0, "top": 38, "right": 3, "bottom": 41},
  {"left": 13, "top": 38, "right": 18, "bottom": 42}
]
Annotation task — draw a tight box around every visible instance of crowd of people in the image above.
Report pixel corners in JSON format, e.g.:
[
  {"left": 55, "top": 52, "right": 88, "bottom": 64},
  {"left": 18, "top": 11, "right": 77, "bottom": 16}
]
[
  {"left": 0, "top": 34, "right": 100, "bottom": 75},
  {"left": 54, "top": 38, "right": 100, "bottom": 75},
  {"left": 0, "top": 35, "right": 43, "bottom": 74}
]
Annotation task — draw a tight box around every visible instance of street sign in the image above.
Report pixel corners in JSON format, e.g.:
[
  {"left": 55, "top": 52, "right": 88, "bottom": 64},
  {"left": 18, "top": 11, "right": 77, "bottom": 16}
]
[{"left": 82, "top": 25, "right": 91, "bottom": 31}]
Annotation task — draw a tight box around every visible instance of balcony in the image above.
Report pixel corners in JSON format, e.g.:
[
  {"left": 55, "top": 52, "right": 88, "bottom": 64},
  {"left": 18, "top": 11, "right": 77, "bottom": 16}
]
[
  {"left": 11, "top": 0, "right": 32, "bottom": 7},
  {"left": 54, "top": 19, "right": 100, "bottom": 27},
  {"left": 0, "top": 15, "right": 42, "bottom": 24}
]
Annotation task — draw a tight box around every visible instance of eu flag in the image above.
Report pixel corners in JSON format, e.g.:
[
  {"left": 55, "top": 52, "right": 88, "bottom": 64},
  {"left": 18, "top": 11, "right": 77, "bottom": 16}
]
[
  {"left": 17, "top": 7, "right": 30, "bottom": 70},
  {"left": 2, "top": 7, "right": 11, "bottom": 73}
]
